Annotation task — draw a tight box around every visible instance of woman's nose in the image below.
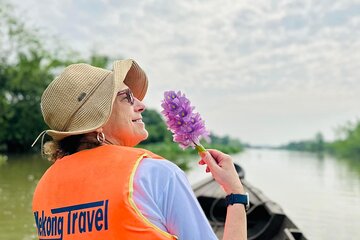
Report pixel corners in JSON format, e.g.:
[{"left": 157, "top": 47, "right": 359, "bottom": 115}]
[{"left": 134, "top": 98, "right": 145, "bottom": 113}]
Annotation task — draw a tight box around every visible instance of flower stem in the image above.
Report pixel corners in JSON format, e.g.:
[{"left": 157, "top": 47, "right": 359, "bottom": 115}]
[{"left": 195, "top": 143, "right": 206, "bottom": 153}]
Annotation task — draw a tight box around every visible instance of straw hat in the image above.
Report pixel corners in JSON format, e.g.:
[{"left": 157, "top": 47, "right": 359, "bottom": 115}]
[{"left": 35, "top": 59, "right": 148, "bottom": 142}]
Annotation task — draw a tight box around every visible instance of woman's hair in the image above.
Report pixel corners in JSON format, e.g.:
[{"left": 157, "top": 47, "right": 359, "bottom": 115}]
[{"left": 43, "top": 133, "right": 101, "bottom": 162}]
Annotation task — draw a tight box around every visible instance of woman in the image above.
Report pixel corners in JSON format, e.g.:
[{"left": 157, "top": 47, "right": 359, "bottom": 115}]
[{"left": 32, "top": 59, "right": 247, "bottom": 239}]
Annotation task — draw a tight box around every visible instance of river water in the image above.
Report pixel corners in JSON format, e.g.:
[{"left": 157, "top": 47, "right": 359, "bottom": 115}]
[
  {"left": 1, "top": 149, "right": 359, "bottom": 239},
  {"left": 187, "top": 149, "right": 360, "bottom": 240}
]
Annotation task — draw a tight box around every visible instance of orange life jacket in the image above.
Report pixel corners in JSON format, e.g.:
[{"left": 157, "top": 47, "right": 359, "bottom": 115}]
[{"left": 32, "top": 145, "right": 178, "bottom": 239}]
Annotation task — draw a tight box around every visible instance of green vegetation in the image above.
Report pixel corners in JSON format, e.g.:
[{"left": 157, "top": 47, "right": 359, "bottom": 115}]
[
  {"left": 202, "top": 133, "right": 244, "bottom": 154},
  {"left": 279, "top": 132, "right": 326, "bottom": 153},
  {"left": 0, "top": 154, "right": 8, "bottom": 167},
  {"left": 329, "top": 121, "right": 360, "bottom": 160},
  {"left": 281, "top": 121, "right": 360, "bottom": 161},
  {"left": 0, "top": 3, "right": 112, "bottom": 152},
  {"left": 1, "top": 4, "right": 57, "bottom": 152},
  {"left": 0, "top": 4, "right": 243, "bottom": 170}
]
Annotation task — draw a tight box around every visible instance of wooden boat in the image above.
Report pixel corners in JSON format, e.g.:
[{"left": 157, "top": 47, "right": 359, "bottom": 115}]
[{"left": 192, "top": 164, "right": 307, "bottom": 240}]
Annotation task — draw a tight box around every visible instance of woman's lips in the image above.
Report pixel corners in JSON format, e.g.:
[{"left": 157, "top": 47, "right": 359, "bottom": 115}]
[{"left": 132, "top": 119, "right": 143, "bottom": 123}]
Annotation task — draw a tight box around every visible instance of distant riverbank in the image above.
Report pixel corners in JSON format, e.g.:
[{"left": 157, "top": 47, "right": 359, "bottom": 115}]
[{"left": 279, "top": 121, "right": 360, "bottom": 161}]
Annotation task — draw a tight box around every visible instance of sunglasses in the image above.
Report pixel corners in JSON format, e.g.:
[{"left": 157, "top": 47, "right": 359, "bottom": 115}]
[{"left": 117, "top": 88, "right": 134, "bottom": 105}]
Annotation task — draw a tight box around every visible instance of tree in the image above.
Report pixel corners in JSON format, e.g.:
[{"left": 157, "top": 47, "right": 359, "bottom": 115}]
[
  {"left": 280, "top": 132, "right": 325, "bottom": 153},
  {"left": 141, "top": 109, "right": 172, "bottom": 144},
  {"left": 331, "top": 121, "right": 360, "bottom": 160},
  {"left": 0, "top": 3, "right": 74, "bottom": 152}
]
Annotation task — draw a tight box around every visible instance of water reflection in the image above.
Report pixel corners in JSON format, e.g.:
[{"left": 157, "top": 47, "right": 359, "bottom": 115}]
[
  {"left": 0, "top": 154, "right": 50, "bottom": 240},
  {"left": 1, "top": 150, "right": 360, "bottom": 239},
  {"left": 234, "top": 149, "right": 360, "bottom": 240}
]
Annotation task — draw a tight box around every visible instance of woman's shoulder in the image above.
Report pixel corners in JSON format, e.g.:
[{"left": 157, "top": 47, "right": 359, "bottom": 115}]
[
  {"left": 139, "top": 157, "right": 183, "bottom": 175},
  {"left": 134, "top": 158, "right": 187, "bottom": 200}
]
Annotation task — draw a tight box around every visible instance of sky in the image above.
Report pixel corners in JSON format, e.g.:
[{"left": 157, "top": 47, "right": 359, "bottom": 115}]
[{"left": 7, "top": 0, "right": 360, "bottom": 145}]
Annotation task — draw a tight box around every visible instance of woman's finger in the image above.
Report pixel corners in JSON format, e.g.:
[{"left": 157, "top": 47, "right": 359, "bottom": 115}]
[
  {"left": 207, "top": 149, "right": 229, "bottom": 164},
  {"left": 199, "top": 150, "right": 220, "bottom": 170}
]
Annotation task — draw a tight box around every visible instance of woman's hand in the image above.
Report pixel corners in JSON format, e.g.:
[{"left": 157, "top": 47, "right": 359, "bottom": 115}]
[
  {"left": 198, "top": 149, "right": 244, "bottom": 195},
  {"left": 199, "top": 149, "right": 247, "bottom": 240}
]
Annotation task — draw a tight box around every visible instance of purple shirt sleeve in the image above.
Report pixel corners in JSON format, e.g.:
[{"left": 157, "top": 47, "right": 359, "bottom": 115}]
[{"left": 133, "top": 158, "right": 218, "bottom": 240}]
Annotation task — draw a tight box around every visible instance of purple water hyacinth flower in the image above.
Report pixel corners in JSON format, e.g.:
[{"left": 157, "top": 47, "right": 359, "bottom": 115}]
[{"left": 161, "top": 91, "right": 209, "bottom": 151}]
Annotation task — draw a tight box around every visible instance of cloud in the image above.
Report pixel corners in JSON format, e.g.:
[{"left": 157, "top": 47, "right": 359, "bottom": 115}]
[{"left": 8, "top": 0, "right": 360, "bottom": 144}]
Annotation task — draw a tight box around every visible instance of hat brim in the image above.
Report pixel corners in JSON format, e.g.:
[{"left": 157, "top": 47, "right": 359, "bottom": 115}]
[{"left": 115, "top": 59, "right": 148, "bottom": 101}]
